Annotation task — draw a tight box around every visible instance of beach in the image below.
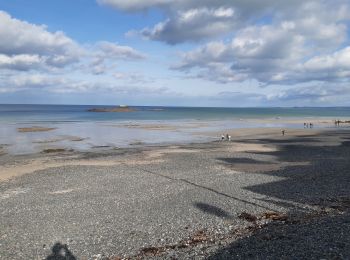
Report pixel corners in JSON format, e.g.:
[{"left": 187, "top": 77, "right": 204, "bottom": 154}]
[
  {"left": 0, "top": 127, "right": 349, "bottom": 259},
  {"left": 3, "top": 0, "right": 350, "bottom": 258}
]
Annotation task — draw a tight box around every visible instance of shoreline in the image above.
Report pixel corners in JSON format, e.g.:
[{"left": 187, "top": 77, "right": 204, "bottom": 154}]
[
  {"left": 0, "top": 116, "right": 349, "bottom": 155},
  {"left": 0, "top": 126, "right": 345, "bottom": 182}
]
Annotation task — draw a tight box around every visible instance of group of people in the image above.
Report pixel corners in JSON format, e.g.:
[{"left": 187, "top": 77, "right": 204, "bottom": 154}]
[
  {"left": 219, "top": 119, "right": 344, "bottom": 141},
  {"left": 221, "top": 133, "right": 231, "bottom": 141},
  {"left": 304, "top": 122, "right": 314, "bottom": 128},
  {"left": 334, "top": 120, "right": 341, "bottom": 127}
]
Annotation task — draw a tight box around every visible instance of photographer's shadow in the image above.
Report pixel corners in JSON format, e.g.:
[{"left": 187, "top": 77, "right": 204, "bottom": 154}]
[{"left": 46, "top": 242, "right": 76, "bottom": 260}]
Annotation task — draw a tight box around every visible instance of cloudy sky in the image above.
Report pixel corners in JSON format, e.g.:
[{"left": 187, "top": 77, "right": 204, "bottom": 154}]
[{"left": 0, "top": 0, "right": 350, "bottom": 106}]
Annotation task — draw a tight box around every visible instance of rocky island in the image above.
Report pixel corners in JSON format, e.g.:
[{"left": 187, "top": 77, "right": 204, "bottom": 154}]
[{"left": 87, "top": 106, "right": 136, "bottom": 112}]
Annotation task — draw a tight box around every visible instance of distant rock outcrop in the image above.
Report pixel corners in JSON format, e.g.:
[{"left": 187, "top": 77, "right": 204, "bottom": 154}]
[
  {"left": 88, "top": 107, "right": 136, "bottom": 112},
  {"left": 18, "top": 127, "right": 56, "bottom": 132}
]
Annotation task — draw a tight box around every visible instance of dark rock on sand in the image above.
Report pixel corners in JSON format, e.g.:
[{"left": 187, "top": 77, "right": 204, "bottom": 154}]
[{"left": 17, "top": 127, "right": 56, "bottom": 133}]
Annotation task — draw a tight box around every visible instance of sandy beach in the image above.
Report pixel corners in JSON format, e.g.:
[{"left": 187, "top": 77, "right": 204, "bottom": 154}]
[{"left": 0, "top": 127, "right": 349, "bottom": 259}]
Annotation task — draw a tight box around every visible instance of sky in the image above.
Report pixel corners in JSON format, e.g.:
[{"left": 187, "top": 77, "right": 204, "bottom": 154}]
[{"left": 0, "top": 0, "right": 350, "bottom": 107}]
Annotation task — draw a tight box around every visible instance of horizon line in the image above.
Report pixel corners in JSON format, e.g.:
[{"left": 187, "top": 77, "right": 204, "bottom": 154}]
[{"left": 0, "top": 103, "right": 350, "bottom": 109}]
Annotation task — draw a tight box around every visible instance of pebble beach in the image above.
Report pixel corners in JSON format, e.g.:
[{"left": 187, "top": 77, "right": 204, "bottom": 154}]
[{"left": 0, "top": 127, "right": 349, "bottom": 259}]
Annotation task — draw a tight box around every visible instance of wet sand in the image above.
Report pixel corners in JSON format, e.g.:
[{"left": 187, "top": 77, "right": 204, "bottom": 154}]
[
  {"left": 3, "top": 116, "right": 348, "bottom": 155},
  {"left": 0, "top": 127, "right": 345, "bottom": 182},
  {"left": 0, "top": 127, "right": 349, "bottom": 259},
  {"left": 0, "top": 127, "right": 305, "bottom": 182}
]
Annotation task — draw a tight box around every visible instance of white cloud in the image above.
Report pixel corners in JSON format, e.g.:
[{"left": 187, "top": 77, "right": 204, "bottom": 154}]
[
  {"left": 97, "top": 0, "right": 304, "bottom": 13},
  {"left": 0, "top": 54, "right": 43, "bottom": 71},
  {"left": 0, "top": 11, "right": 146, "bottom": 78},
  {"left": 303, "top": 47, "right": 350, "bottom": 72},
  {"left": 113, "top": 72, "right": 154, "bottom": 84},
  {"left": 87, "top": 41, "right": 146, "bottom": 75},
  {"left": 141, "top": 7, "right": 237, "bottom": 44},
  {"left": 172, "top": 1, "right": 350, "bottom": 85},
  {"left": 0, "top": 11, "right": 81, "bottom": 70},
  {"left": 97, "top": 41, "right": 146, "bottom": 60},
  {"left": 106, "top": 0, "right": 309, "bottom": 44},
  {"left": 268, "top": 83, "right": 350, "bottom": 105},
  {"left": 172, "top": 22, "right": 304, "bottom": 84},
  {"left": 0, "top": 74, "right": 63, "bottom": 93},
  {"left": 101, "top": 0, "right": 350, "bottom": 92},
  {"left": 97, "top": 0, "right": 171, "bottom": 11},
  {"left": 0, "top": 73, "right": 166, "bottom": 95}
]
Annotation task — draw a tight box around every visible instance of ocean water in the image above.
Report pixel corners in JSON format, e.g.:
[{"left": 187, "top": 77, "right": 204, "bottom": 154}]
[
  {"left": 1, "top": 104, "right": 350, "bottom": 123},
  {"left": 0, "top": 104, "right": 349, "bottom": 154}
]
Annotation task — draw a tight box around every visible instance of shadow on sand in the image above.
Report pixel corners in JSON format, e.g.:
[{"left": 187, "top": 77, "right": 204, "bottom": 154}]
[
  {"left": 209, "top": 212, "right": 350, "bottom": 259},
  {"left": 46, "top": 242, "right": 76, "bottom": 260},
  {"left": 208, "top": 130, "right": 350, "bottom": 259},
  {"left": 194, "top": 202, "right": 232, "bottom": 219}
]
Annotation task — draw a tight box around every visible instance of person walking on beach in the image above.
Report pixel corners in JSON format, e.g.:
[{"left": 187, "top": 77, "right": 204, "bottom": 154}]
[
  {"left": 304, "top": 123, "right": 307, "bottom": 128},
  {"left": 310, "top": 123, "right": 313, "bottom": 128},
  {"left": 226, "top": 134, "right": 229, "bottom": 141},
  {"left": 228, "top": 135, "right": 231, "bottom": 141},
  {"left": 282, "top": 129, "right": 285, "bottom": 136},
  {"left": 221, "top": 134, "right": 225, "bottom": 141}
]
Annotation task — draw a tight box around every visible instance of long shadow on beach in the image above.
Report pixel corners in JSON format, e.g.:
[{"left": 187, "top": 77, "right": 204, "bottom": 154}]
[
  {"left": 246, "top": 141, "right": 349, "bottom": 203},
  {"left": 209, "top": 131, "right": 350, "bottom": 259},
  {"left": 217, "top": 157, "right": 273, "bottom": 165},
  {"left": 218, "top": 131, "right": 350, "bottom": 203},
  {"left": 209, "top": 212, "right": 350, "bottom": 259}
]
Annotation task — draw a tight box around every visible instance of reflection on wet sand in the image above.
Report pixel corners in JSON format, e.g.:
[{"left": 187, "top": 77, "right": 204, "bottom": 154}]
[{"left": 33, "top": 136, "right": 87, "bottom": 144}]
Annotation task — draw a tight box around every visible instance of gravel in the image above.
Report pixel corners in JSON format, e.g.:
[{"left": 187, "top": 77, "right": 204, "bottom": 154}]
[{"left": 0, "top": 130, "right": 349, "bottom": 259}]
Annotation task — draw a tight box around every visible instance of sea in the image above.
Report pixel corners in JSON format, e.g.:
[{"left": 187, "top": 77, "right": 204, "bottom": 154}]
[{"left": 0, "top": 104, "right": 349, "bottom": 154}]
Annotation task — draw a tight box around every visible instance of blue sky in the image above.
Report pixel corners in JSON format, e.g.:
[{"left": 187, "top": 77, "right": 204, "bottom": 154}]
[
  {"left": 0, "top": 0, "right": 350, "bottom": 106},
  {"left": 0, "top": 0, "right": 164, "bottom": 43}
]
